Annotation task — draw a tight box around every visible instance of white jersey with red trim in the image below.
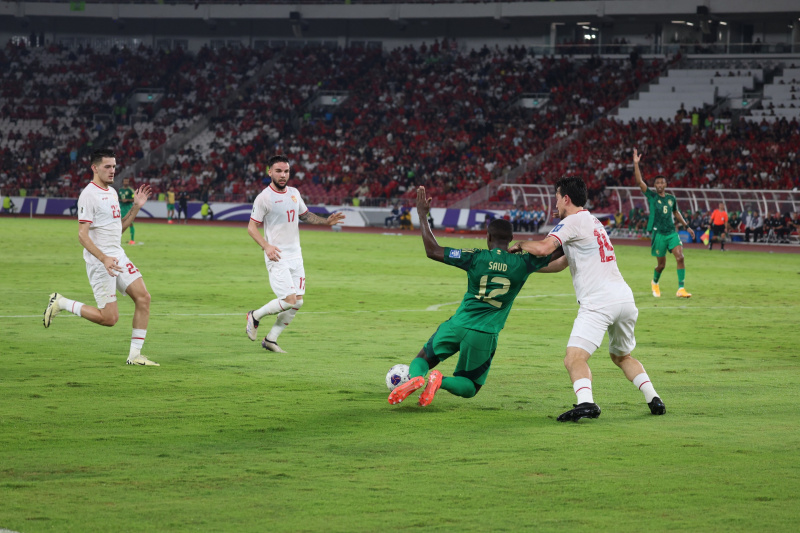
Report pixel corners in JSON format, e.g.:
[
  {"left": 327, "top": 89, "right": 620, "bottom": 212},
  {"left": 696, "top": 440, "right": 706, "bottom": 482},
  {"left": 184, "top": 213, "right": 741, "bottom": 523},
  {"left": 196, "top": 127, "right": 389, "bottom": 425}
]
[
  {"left": 548, "top": 210, "right": 634, "bottom": 309},
  {"left": 250, "top": 184, "right": 308, "bottom": 261},
  {"left": 77, "top": 182, "right": 123, "bottom": 265}
]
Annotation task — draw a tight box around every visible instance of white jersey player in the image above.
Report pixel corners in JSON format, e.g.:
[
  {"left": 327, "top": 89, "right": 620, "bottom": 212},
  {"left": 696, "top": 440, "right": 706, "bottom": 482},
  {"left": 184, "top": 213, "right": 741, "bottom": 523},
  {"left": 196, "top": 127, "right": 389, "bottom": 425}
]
[
  {"left": 512, "top": 176, "right": 665, "bottom": 421},
  {"left": 43, "top": 149, "right": 159, "bottom": 366},
  {"left": 245, "top": 155, "right": 345, "bottom": 353}
]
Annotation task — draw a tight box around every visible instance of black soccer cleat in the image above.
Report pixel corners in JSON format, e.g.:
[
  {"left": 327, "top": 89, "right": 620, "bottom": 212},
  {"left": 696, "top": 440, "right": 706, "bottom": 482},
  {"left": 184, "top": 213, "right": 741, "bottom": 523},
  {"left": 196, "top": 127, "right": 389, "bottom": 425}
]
[
  {"left": 557, "top": 402, "right": 601, "bottom": 422},
  {"left": 648, "top": 396, "right": 666, "bottom": 415}
]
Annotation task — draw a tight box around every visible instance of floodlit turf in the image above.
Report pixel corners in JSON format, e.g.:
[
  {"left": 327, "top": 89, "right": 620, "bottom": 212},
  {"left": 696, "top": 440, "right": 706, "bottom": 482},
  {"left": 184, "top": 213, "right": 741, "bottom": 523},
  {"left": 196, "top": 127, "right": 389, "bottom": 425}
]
[{"left": 1, "top": 218, "right": 799, "bottom": 532}]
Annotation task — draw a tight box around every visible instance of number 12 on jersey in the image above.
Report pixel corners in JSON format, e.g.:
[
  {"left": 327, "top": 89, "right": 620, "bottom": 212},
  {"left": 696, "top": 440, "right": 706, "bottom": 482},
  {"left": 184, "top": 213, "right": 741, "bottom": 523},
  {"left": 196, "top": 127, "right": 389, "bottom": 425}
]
[
  {"left": 475, "top": 275, "right": 510, "bottom": 308},
  {"left": 593, "top": 229, "right": 615, "bottom": 263}
]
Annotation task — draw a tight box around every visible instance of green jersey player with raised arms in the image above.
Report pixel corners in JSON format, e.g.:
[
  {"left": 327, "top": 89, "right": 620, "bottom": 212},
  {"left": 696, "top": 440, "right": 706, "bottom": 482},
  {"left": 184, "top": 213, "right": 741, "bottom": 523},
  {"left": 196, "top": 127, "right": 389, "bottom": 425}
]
[
  {"left": 633, "top": 148, "right": 695, "bottom": 298},
  {"left": 388, "top": 187, "right": 562, "bottom": 407}
]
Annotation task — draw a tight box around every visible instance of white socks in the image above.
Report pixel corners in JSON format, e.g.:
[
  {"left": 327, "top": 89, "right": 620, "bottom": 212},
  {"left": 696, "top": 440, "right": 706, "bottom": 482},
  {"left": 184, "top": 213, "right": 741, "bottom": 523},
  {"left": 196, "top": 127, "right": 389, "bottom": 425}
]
[
  {"left": 253, "top": 298, "right": 292, "bottom": 321},
  {"left": 573, "top": 378, "right": 594, "bottom": 404},
  {"left": 633, "top": 373, "right": 658, "bottom": 403},
  {"left": 59, "top": 297, "right": 84, "bottom": 317},
  {"left": 130, "top": 329, "right": 146, "bottom": 357},
  {"left": 266, "top": 308, "right": 298, "bottom": 342}
]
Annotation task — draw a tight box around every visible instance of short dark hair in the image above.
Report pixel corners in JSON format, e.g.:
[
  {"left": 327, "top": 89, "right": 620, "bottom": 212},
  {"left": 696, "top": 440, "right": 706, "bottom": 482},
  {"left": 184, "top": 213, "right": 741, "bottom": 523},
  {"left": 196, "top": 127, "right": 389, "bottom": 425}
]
[
  {"left": 267, "top": 155, "right": 290, "bottom": 168},
  {"left": 654, "top": 175, "right": 667, "bottom": 182},
  {"left": 555, "top": 176, "right": 587, "bottom": 208},
  {"left": 488, "top": 218, "right": 513, "bottom": 242},
  {"left": 91, "top": 149, "right": 115, "bottom": 166}
]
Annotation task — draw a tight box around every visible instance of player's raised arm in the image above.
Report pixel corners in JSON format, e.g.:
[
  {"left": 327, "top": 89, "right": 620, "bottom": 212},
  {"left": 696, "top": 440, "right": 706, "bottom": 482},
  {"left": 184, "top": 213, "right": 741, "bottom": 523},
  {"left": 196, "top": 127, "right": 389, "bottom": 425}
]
[
  {"left": 633, "top": 148, "right": 648, "bottom": 194},
  {"left": 509, "top": 235, "right": 559, "bottom": 257},
  {"left": 299, "top": 210, "right": 345, "bottom": 225},
  {"left": 122, "top": 184, "right": 151, "bottom": 232},
  {"left": 416, "top": 186, "right": 444, "bottom": 262}
]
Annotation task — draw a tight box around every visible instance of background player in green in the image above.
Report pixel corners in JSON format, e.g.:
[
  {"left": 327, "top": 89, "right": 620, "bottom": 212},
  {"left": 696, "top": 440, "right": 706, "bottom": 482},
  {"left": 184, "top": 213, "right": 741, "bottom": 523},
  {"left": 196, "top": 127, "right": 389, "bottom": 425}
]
[
  {"left": 118, "top": 177, "right": 136, "bottom": 245},
  {"left": 633, "top": 148, "right": 694, "bottom": 299},
  {"left": 389, "top": 186, "right": 561, "bottom": 406}
]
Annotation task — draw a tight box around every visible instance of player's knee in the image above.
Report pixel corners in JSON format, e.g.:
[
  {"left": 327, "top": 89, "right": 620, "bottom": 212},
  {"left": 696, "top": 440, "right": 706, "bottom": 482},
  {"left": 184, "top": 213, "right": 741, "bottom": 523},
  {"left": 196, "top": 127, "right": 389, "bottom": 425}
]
[
  {"left": 283, "top": 294, "right": 298, "bottom": 306},
  {"left": 610, "top": 353, "right": 630, "bottom": 367},
  {"left": 292, "top": 298, "right": 304, "bottom": 310},
  {"left": 100, "top": 311, "right": 119, "bottom": 327}
]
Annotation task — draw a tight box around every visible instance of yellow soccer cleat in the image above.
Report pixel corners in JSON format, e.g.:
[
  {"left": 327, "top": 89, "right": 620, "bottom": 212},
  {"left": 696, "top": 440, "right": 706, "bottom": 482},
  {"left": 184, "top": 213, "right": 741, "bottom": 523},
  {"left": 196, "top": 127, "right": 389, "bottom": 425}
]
[
  {"left": 651, "top": 281, "right": 661, "bottom": 298},
  {"left": 676, "top": 287, "right": 692, "bottom": 298}
]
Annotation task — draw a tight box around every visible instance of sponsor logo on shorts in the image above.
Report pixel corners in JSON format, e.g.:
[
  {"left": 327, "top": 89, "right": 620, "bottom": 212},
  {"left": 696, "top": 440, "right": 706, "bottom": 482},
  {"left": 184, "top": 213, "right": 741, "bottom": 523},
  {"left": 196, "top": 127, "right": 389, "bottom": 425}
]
[{"left": 449, "top": 249, "right": 462, "bottom": 258}]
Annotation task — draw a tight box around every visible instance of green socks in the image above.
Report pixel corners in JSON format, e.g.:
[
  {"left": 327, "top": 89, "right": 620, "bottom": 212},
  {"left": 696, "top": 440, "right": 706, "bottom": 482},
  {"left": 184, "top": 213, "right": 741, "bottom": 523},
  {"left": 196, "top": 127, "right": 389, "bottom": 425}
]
[
  {"left": 653, "top": 269, "right": 662, "bottom": 283},
  {"left": 441, "top": 376, "right": 477, "bottom": 398},
  {"left": 409, "top": 357, "right": 429, "bottom": 378},
  {"left": 677, "top": 268, "right": 686, "bottom": 288}
]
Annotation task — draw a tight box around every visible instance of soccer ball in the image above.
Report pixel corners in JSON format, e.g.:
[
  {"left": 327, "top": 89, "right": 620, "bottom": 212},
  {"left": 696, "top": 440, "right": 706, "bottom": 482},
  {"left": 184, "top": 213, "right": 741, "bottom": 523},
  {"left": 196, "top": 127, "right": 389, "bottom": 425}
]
[{"left": 386, "top": 364, "right": 410, "bottom": 391}]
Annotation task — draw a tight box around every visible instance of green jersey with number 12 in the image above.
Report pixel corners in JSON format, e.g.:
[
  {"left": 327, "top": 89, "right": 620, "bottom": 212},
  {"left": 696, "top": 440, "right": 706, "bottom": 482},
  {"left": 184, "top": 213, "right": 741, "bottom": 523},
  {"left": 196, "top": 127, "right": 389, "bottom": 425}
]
[{"left": 442, "top": 247, "right": 551, "bottom": 334}]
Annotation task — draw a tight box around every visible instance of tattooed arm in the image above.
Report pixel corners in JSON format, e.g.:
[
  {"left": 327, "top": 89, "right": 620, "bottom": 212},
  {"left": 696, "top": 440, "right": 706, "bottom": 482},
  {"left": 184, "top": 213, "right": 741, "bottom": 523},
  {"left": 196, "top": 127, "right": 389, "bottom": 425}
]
[{"left": 299, "top": 210, "right": 345, "bottom": 225}]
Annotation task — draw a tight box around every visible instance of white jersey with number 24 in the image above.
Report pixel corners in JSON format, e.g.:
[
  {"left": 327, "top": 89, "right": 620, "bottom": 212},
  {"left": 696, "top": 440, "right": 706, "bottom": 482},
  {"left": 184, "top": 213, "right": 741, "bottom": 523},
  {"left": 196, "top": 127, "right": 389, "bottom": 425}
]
[{"left": 548, "top": 210, "right": 634, "bottom": 310}]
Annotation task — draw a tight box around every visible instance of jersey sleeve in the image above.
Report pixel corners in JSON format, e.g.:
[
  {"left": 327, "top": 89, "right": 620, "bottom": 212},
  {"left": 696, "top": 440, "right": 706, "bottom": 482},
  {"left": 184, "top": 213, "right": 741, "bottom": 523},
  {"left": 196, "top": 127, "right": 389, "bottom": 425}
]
[
  {"left": 443, "top": 247, "right": 476, "bottom": 271},
  {"left": 547, "top": 216, "right": 579, "bottom": 247},
  {"left": 250, "top": 195, "right": 268, "bottom": 223},
  {"left": 297, "top": 194, "right": 308, "bottom": 216},
  {"left": 522, "top": 251, "right": 553, "bottom": 273},
  {"left": 77, "top": 192, "right": 94, "bottom": 223}
]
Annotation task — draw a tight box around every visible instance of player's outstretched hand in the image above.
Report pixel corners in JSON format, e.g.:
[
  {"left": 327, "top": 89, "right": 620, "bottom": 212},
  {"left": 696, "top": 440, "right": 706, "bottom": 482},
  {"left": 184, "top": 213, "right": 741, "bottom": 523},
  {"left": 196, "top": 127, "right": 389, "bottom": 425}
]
[
  {"left": 134, "top": 184, "right": 152, "bottom": 207},
  {"left": 327, "top": 212, "right": 345, "bottom": 225},
  {"left": 633, "top": 147, "right": 642, "bottom": 164},
  {"left": 103, "top": 256, "right": 124, "bottom": 277},
  {"left": 416, "top": 186, "right": 431, "bottom": 215}
]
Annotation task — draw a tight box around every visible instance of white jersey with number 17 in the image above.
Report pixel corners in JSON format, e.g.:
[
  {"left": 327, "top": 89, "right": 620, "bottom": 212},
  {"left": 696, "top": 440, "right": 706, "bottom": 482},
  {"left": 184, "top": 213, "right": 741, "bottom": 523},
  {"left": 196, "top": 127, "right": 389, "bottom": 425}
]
[
  {"left": 250, "top": 184, "right": 308, "bottom": 261},
  {"left": 548, "top": 210, "right": 634, "bottom": 310}
]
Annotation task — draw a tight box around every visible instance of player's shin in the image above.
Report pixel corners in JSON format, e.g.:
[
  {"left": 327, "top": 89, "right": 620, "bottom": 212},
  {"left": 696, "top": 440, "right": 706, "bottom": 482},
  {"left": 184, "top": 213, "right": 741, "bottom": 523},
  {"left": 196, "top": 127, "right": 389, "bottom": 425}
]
[
  {"left": 409, "top": 357, "right": 429, "bottom": 378},
  {"left": 266, "top": 307, "right": 298, "bottom": 342}
]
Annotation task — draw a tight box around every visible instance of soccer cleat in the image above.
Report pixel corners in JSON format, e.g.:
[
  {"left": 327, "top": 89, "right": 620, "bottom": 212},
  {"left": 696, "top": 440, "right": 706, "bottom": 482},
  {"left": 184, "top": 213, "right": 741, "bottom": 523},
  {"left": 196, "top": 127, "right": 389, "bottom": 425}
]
[
  {"left": 388, "top": 376, "right": 425, "bottom": 405},
  {"left": 129, "top": 240, "right": 135, "bottom": 245},
  {"left": 43, "top": 292, "right": 63, "bottom": 328},
  {"left": 262, "top": 337, "right": 287, "bottom": 353},
  {"left": 651, "top": 281, "right": 661, "bottom": 298},
  {"left": 246, "top": 310, "right": 259, "bottom": 341},
  {"left": 648, "top": 396, "right": 666, "bottom": 415},
  {"left": 418, "top": 370, "right": 443, "bottom": 406},
  {"left": 126, "top": 354, "right": 160, "bottom": 366},
  {"left": 676, "top": 287, "right": 692, "bottom": 298},
  {"left": 557, "top": 402, "right": 601, "bottom": 422}
]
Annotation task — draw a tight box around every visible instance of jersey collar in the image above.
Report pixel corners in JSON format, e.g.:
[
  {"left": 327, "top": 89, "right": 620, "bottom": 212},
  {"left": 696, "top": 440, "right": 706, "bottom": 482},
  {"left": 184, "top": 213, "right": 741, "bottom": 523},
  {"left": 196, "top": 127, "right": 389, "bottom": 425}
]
[
  {"left": 89, "top": 182, "right": 110, "bottom": 191},
  {"left": 269, "top": 184, "right": 288, "bottom": 194}
]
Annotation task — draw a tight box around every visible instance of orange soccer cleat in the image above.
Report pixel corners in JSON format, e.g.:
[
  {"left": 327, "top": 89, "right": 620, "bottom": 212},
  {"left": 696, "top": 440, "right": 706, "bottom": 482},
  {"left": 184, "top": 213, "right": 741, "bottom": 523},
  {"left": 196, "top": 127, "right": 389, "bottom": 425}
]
[
  {"left": 651, "top": 281, "right": 661, "bottom": 298},
  {"left": 676, "top": 287, "right": 692, "bottom": 298},
  {"left": 418, "top": 370, "right": 443, "bottom": 407},
  {"left": 388, "top": 376, "right": 424, "bottom": 405}
]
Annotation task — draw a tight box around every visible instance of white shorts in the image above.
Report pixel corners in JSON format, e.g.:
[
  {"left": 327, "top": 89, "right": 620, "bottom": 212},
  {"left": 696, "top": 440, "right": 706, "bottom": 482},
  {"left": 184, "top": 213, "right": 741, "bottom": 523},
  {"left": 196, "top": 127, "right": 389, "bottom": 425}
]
[
  {"left": 567, "top": 302, "right": 638, "bottom": 356},
  {"left": 85, "top": 252, "right": 143, "bottom": 309},
  {"left": 266, "top": 256, "right": 306, "bottom": 299}
]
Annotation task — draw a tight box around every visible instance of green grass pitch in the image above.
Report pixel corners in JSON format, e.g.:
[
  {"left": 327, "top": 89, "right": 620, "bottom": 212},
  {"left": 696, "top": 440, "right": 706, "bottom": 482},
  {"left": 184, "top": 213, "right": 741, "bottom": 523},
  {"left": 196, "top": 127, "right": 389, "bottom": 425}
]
[{"left": 1, "top": 218, "right": 799, "bottom": 532}]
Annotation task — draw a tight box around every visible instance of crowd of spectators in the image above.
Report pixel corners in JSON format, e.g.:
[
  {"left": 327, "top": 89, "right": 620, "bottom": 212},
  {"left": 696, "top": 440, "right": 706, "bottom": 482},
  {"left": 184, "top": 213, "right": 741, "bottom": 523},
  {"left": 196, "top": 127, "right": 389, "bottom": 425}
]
[
  {"left": 3, "top": 38, "right": 799, "bottom": 216},
  {"left": 511, "top": 115, "right": 800, "bottom": 212}
]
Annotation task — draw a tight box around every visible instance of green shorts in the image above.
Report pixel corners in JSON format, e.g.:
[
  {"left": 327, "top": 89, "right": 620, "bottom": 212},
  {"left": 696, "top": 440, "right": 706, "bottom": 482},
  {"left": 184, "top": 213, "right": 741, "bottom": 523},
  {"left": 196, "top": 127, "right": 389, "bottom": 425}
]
[
  {"left": 167, "top": 203, "right": 174, "bottom": 210},
  {"left": 423, "top": 319, "right": 497, "bottom": 386},
  {"left": 120, "top": 206, "right": 132, "bottom": 219},
  {"left": 651, "top": 232, "right": 682, "bottom": 258}
]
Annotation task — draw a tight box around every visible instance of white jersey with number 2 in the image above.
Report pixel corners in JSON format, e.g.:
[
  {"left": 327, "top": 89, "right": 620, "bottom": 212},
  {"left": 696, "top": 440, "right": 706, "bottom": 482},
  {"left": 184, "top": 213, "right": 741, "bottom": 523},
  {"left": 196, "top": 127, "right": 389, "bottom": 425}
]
[
  {"left": 548, "top": 210, "right": 634, "bottom": 310},
  {"left": 250, "top": 184, "right": 308, "bottom": 262}
]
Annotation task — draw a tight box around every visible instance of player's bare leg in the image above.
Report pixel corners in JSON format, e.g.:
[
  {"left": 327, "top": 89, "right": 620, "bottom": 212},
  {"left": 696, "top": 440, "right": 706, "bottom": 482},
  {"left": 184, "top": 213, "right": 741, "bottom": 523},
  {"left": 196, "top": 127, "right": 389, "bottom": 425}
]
[
  {"left": 74, "top": 301, "right": 120, "bottom": 327},
  {"left": 125, "top": 278, "right": 158, "bottom": 366},
  {"left": 610, "top": 353, "right": 664, "bottom": 415},
  {"left": 44, "top": 292, "right": 118, "bottom": 328},
  {"left": 558, "top": 346, "right": 601, "bottom": 422}
]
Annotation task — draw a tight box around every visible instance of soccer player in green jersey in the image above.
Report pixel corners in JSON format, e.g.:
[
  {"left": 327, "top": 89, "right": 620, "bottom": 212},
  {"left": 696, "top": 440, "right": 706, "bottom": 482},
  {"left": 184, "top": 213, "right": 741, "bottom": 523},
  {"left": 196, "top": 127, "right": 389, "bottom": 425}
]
[
  {"left": 119, "top": 177, "right": 136, "bottom": 245},
  {"left": 388, "top": 186, "right": 561, "bottom": 407},
  {"left": 633, "top": 148, "right": 695, "bottom": 298}
]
